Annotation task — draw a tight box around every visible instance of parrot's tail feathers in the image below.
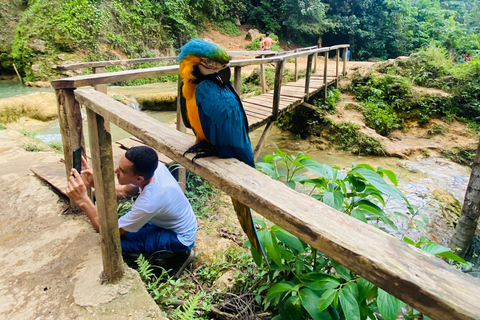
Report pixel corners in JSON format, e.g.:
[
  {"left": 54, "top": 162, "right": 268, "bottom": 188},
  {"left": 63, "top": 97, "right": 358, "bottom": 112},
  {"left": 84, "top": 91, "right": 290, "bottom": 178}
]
[
  {"left": 183, "top": 141, "right": 219, "bottom": 163},
  {"left": 231, "top": 198, "right": 269, "bottom": 266}
]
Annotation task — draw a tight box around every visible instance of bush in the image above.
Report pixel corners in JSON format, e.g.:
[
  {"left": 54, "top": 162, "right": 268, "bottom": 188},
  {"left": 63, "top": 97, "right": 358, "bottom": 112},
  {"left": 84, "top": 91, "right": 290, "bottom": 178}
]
[{"left": 361, "top": 101, "right": 401, "bottom": 136}]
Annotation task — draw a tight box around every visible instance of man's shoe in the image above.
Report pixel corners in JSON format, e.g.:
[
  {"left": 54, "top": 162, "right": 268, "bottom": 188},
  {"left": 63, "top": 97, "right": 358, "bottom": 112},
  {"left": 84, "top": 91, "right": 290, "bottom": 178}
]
[{"left": 166, "top": 249, "right": 196, "bottom": 278}]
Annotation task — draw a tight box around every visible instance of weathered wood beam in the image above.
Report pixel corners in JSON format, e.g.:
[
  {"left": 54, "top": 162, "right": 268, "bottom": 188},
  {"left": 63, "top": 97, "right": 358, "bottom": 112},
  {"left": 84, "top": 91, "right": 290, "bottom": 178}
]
[
  {"left": 234, "top": 66, "right": 242, "bottom": 94},
  {"left": 54, "top": 56, "right": 178, "bottom": 71},
  {"left": 51, "top": 65, "right": 180, "bottom": 89},
  {"left": 305, "top": 54, "right": 313, "bottom": 100},
  {"left": 272, "top": 59, "right": 285, "bottom": 120},
  {"left": 55, "top": 88, "right": 85, "bottom": 208},
  {"left": 86, "top": 107, "right": 124, "bottom": 283},
  {"left": 74, "top": 88, "right": 480, "bottom": 320},
  {"left": 324, "top": 51, "right": 329, "bottom": 99},
  {"left": 176, "top": 75, "right": 187, "bottom": 192}
]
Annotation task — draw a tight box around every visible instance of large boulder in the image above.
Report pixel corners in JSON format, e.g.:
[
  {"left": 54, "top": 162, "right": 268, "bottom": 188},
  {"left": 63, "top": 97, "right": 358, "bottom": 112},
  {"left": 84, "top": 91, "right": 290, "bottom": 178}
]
[{"left": 245, "top": 29, "right": 260, "bottom": 41}]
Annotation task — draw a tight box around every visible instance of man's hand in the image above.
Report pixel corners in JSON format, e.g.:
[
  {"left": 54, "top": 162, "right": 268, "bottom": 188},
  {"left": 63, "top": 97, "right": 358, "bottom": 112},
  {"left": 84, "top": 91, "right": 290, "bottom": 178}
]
[
  {"left": 80, "top": 156, "right": 95, "bottom": 188},
  {"left": 66, "top": 169, "right": 90, "bottom": 206}
]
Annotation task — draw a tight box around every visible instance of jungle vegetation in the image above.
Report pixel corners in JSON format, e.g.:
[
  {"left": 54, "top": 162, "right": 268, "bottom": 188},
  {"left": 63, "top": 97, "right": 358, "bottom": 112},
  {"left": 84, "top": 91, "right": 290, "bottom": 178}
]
[{"left": 0, "top": 0, "right": 479, "bottom": 81}]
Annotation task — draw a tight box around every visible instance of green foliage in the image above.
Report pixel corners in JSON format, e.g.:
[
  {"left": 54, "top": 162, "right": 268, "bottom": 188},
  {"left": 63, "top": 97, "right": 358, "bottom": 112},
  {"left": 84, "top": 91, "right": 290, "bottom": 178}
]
[
  {"left": 252, "top": 148, "right": 467, "bottom": 319},
  {"left": 329, "top": 121, "right": 385, "bottom": 155},
  {"left": 0, "top": 123, "right": 6, "bottom": 130},
  {"left": 171, "top": 292, "right": 206, "bottom": 320},
  {"left": 183, "top": 169, "right": 217, "bottom": 218},
  {"left": 212, "top": 21, "right": 242, "bottom": 37},
  {"left": 243, "top": 66, "right": 296, "bottom": 93},
  {"left": 117, "top": 198, "right": 135, "bottom": 218},
  {"left": 22, "top": 142, "right": 44, "bottom": 152},
  {"left": 47, "top": 140, "right": 63, "bottom": 153},
  {"left": 313, "top": 88, "right": 341, "bottom": 114},
  {"left": 18, "top": 129, "right": 37, "bottom": 138},
  {"left": 440, "top": 147, "right": 477, "bottom": 167},
  {"left": 361, "top": 101, "right": 401, "bottom": 136}
]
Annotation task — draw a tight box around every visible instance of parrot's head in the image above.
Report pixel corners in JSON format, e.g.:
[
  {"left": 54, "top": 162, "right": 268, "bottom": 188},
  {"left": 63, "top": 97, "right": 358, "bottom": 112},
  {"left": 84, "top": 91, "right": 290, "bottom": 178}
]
[{"left": 178, "top": 39, "right": 231, "bottom": 82}]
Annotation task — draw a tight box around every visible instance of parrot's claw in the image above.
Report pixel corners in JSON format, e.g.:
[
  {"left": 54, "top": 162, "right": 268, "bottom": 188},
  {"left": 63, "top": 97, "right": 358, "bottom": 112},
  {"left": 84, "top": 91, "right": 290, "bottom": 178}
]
[{"left": 184, "top": 141, "right": 220, "bottom": 163}]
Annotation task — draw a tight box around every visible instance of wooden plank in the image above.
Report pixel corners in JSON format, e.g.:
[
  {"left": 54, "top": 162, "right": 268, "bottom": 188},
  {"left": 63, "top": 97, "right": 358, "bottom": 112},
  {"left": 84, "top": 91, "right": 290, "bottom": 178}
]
[
  {"left": 31, "top": 162, "right": 67, "bottom": 196},
  {"left": 244, "top": 96, "right": 291, "bottom": 108},
  {"left": 242, "top": 104, "right": 273, "bottom": 117},
  {"left": 272, "top": 60, "right": 285, "bottom": 120},
  {"left": 54, "top": 56, "right": 178, "bottom": 71},
  {"left": 74, "top": 88, "right": 480, "bottom": 320},
  {"left": 51, "top": 65, "right": 180, "bottom": 89},
  {"left": 86, "top": 107, "right": 124, "bottom": 283},
  {"left": 242, "top": 100, "right": 274, "bottom": 111}
]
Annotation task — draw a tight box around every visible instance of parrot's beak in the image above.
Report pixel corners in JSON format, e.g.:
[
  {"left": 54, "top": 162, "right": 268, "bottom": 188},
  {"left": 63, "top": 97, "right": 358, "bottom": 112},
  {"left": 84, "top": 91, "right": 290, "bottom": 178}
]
[{"left": 198, "top": 58, "right": 230, "bottom": 75}]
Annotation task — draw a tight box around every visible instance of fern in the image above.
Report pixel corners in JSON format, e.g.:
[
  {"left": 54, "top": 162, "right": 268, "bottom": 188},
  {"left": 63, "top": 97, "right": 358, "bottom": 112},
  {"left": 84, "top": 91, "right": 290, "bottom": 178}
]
[
  {"left": 172, "top": 292, "right": 204, "bottom": 320},
  {"left": 136, "top": 254, "right": 154, "bottom": 282}
]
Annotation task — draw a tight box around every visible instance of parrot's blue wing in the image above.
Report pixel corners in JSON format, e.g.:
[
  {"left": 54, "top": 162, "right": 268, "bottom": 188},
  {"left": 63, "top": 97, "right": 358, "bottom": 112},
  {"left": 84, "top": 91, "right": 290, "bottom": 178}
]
[{"left": 195, "top": 80, "right": 255, "bottom": 167}]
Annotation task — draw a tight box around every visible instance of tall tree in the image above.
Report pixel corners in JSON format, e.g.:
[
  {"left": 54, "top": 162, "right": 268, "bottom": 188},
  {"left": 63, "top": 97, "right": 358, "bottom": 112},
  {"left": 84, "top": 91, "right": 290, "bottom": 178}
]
[{"left": 450, "top": 140, "right": 480, "bottom": 257}]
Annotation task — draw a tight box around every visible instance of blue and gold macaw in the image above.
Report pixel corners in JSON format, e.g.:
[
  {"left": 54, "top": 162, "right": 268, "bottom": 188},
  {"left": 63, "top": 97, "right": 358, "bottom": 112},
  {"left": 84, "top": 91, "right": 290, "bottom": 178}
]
[{"left": 178, "top": 39, "right": 267, "bottom": 263}]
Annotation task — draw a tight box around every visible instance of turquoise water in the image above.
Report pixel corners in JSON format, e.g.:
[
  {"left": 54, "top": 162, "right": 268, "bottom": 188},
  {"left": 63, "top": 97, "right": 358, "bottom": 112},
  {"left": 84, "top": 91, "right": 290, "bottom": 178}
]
[{"left": 0, "top": 81, "right": 52, "bottom": 99}]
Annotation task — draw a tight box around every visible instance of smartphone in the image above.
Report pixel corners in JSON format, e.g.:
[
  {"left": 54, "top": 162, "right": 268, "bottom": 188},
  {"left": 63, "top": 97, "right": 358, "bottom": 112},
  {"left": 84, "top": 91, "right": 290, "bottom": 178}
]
[{"left": 72, "top": 147, "right": 82, "bottom": 174}]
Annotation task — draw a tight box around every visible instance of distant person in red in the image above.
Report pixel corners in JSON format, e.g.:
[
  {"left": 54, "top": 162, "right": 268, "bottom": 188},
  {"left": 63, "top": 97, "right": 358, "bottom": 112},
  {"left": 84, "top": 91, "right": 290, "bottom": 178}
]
[{"left": 260, "top": 32, "right": 277, "bottom": 51}]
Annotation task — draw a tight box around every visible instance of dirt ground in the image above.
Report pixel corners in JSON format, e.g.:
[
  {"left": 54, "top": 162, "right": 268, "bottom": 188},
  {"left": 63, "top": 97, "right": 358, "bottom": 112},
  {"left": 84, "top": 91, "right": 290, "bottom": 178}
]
[{"left": 0, "top": 27, "right": 478, "bottom": 320}]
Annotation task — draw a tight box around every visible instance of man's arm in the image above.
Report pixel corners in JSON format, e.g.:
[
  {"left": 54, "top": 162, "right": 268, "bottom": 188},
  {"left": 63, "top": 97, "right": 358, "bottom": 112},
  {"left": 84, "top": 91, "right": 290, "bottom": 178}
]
[
  {"left": 66, "top": 169, "right": 100, "bottom": 232},
  {"left": 67, "top": 169, "right": 129, "bottom": 235}
]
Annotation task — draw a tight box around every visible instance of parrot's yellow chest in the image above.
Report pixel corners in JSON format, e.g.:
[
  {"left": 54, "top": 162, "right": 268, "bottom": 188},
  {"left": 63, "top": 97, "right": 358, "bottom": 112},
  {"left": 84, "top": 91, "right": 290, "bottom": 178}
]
[
  {"left": 182, "top": 81, "right": 207, "bottom": 143},
  {"left": 179, "top": 56, "right": 209, "bottom": 143}
]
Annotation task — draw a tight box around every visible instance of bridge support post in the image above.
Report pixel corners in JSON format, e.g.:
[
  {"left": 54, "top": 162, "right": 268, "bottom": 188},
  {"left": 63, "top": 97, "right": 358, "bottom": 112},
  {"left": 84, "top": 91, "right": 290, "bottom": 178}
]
[
  {"left": 56, "top": 88, "right": 85, "bottom": 209},
  {"left": 305, "top": 54, "right": 314, "bottom": 100},
  {"left": 343, "top": 48, "right": 348, "bottom": 76},
  {"left": 324, "top": 51, "right": 329, "bottom": 100},
  {"left": 336, "top": 49, "right": 340, "bottom": 88},
  {"left": 234, "top": 66, "right": 242, "bottom": 94},
  {"left": 261, "top": 55, "right": 266, "bottom": 94},
  {"left": 294, "top": 50, "right": 299, "bottom": 81},
  {"left": 86, "top": 107, "right": 124, "bottom": 283},
  {"left": 272, "top": 59, "right": 285, "bottom": 120},
  {"left": 176, "top": 75, "right": 187, "bottom": 192},
  {"left": 253, "top": 121, "right": 274, "bottom": 162}
]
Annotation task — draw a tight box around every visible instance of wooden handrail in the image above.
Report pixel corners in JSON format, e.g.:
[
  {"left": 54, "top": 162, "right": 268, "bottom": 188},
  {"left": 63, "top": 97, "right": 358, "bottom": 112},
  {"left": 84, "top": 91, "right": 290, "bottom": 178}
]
[
  {"left": 54, "top": 51, "right": 279, "bottom": 71},
  {"left": 74, "top": 88, "right": 480, "bottom": 320},
  {"left": 51, "top": 45, "right": 350, "bottom": 89}
]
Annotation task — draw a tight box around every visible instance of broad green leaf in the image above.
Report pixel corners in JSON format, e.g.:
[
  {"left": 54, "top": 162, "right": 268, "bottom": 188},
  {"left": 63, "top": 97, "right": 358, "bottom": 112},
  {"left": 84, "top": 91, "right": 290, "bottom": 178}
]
[
  {"left": 304, "top": 276, "right": 340, "bottom": 291},
  {"left": 436, "top": 251, "right": 467, "bottom": 263},
  {"left": 323, "top": 190, "right": 345, "bottom": 211},
  {"left": 377, "top": 289, "right": 401, "bottom": 320},
  {"left": 317, "top": 289, "right": 337, "bottom": 313},
  {"left": 351, "top": 208, "right": 368, "bottom": 223},
  {"left": 421, "top": 243, "right": 451, "bottom": 255},
  {"left": 256, "top": 162, "right": 277, "bottom": 178},
  {"left": 331, "top": 260, "right": 351, "bottom": 281},
  {"left": 286, "top": 180, "right": 296, "bottom": 189},
  {"left": 350, "top": 167, "right": 405, "bottom": 201},
  {"left": 355, "top": 163, "right": 376, "bottom": 172},
  {"left": 281, "top": 296, "right": 303, "bottom": 320},
  {"left": 357, "top": 277, "right": 375, "bottom": 303},
  {"left": 377, "top": 169, "right": 398, "bottom": 186},
  {"left": 339, "top": 288, "right": 361, "bottom": 320},
  {"left": 266, "top": 282, "right": 294, "bottom": 298},
  {"left": 261, "top": 229, "right": 283, "bottom": 267},
  {"left": 295, "top": 259, "right": 305, "bottom": 275},
  {"left": 403, "top": 236, "right": 415, "bottom": 245},
  {"left": 300, "top": 159, "right": 331, "bottom": 178},
  {"left": 357, "top": 199, "right": 385, "bottom": 217},
  {"left": 272, "top": 226, "right": 305, "bottom": 252},
  {"left": 300, "top": 288, "right": 333, "bottom": 320}
]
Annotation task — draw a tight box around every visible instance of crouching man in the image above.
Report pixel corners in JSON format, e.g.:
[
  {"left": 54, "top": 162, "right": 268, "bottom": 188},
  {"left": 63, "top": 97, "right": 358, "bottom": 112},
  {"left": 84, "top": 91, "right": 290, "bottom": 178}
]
[{"left": 66, "top": 146, "right": 197, "bottom": 277}]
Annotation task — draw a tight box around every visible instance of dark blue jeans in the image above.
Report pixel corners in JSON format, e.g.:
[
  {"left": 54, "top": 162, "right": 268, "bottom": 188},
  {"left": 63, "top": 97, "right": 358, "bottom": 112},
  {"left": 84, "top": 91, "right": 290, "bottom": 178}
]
[{"left": 121, "top": 223, "right": 192, "bottom": 255}]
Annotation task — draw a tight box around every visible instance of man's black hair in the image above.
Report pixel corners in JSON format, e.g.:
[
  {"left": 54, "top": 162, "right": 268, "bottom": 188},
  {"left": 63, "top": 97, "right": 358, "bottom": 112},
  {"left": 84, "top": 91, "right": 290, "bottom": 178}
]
[
  {"left": 125, "top": 146, "right": 158, "bottom": 179},
  {"left": 266, "top": 31, "right": 270, "bottom": 37}
]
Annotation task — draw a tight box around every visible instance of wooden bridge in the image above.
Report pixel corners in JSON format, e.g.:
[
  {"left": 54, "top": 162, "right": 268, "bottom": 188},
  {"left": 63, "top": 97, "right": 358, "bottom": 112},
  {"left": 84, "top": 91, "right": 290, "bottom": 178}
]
[{"left": 45, "top": 44, "right": 480, "bottom": 320}]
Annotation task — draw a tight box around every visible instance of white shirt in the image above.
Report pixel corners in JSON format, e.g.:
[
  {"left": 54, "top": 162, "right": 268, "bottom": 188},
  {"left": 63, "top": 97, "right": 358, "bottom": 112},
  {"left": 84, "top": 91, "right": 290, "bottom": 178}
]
[{"left": 118, "top": 163, "right": 197, "bottom": 246}]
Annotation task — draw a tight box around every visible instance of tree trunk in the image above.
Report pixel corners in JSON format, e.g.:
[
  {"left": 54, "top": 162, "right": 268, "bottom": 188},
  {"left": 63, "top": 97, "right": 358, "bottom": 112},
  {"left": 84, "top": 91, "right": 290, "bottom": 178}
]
[{"left": 449, "top": 140, "right": 480, "bottom": 257}]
